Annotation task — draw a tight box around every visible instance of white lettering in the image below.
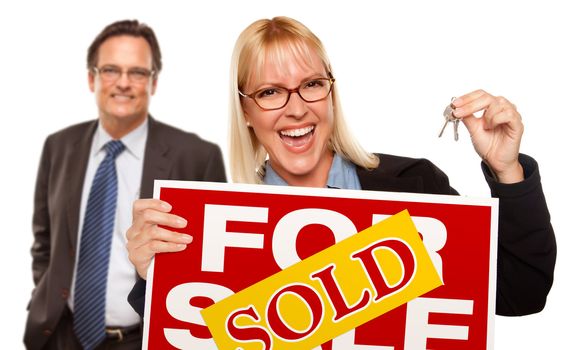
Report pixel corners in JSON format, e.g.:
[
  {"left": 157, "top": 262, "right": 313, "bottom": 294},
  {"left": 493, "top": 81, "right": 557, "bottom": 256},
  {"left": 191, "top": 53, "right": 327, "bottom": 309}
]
[
  {"left": 202, "top": 204, "right": 268, "bottom": 272},
  {"left": 273, "top": 209, "right": 357, "bottom": 269},
  {"left": 332, "top": 329, "right": 395, "bottom": 349},
  {"left": 164, "top": 282, "right": 234, "bottom": 349},
  {"left": 404, "top": 297, "right": 474, "bottom": 349}
]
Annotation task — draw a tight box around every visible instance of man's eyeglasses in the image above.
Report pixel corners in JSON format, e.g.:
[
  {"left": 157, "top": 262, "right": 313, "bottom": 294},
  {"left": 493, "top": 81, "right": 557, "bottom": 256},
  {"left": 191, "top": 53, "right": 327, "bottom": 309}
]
[
  {"left": 93, "top": 65, "right": 155, "bottom": 84},
  {"left": 239, "top": 74, "right": 335, "bottom": 111}
]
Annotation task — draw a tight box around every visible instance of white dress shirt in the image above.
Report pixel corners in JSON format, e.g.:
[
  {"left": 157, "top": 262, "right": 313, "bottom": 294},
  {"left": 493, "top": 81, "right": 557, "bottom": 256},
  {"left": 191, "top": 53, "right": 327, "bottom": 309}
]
[{"left": 69, "top": 118, "right": 148, "bottom": 327}]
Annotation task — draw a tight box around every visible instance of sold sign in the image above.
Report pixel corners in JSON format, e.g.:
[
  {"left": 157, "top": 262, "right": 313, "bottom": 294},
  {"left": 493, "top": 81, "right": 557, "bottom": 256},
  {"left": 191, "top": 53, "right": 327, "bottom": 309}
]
[
  {"left": 202, "top": 210, "right": 442, "bottom": 349},
  {"left": 144, "top": 181, "right": 498, "bottom": 350}
]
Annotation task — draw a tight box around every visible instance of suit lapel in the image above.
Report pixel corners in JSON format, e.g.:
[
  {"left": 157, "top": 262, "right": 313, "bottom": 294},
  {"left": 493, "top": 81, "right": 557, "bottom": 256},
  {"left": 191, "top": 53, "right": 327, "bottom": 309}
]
[
  {"left": 140, "top": 117, "right": 172, "bottom": 198},
  {"left": 67, "top": 121, "right": 98, "bottom": 248}
]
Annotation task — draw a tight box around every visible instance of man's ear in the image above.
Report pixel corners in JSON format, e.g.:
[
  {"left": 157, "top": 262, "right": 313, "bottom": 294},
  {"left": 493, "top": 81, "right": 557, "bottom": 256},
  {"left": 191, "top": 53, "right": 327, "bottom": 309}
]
[
  {"left": 88, "top": 70, "right": 96, "bottom": 92},
  {"left": 150, "top": 77, "right": 158, "bottom": 96}
]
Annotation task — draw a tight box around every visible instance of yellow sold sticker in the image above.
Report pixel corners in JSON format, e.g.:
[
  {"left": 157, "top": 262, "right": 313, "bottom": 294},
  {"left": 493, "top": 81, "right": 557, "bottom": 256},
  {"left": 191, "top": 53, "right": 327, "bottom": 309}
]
[{"left": 202, "top": 210, "right": 442, "bottom": 350}]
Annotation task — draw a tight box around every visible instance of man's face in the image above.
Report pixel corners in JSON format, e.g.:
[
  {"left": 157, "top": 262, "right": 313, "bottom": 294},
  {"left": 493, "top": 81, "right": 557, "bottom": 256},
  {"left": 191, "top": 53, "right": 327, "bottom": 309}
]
[{"left": 88, "top": 35, "right": 157, "bottom": 133}]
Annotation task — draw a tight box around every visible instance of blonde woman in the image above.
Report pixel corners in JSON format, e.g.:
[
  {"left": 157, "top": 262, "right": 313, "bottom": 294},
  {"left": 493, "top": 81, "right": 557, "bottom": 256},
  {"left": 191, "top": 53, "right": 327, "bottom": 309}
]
[{"left": 126, "top": 17, "right": 555, "bottom": 318}]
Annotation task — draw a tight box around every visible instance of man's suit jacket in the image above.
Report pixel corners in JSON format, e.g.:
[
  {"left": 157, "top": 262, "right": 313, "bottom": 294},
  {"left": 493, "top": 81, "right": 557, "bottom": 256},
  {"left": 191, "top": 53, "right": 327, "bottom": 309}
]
[
  {"left": 128, "top": 152, "right": 556, "bottom": 319},
  {"left": 24, "top": 117, "right": 226, "bottom": 350}
]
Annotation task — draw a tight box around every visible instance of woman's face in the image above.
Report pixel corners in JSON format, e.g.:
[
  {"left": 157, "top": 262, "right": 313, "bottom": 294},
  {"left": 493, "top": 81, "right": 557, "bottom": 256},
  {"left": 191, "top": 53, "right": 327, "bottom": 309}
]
[{"left": 242, "top": 49, "right": 334, "bottom": 187}]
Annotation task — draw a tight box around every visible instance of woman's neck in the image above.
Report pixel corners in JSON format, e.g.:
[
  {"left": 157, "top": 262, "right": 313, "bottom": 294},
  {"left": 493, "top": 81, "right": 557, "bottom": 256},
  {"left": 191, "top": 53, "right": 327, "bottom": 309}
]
[{"left": 273, "top": 151, "right": 334, "bottom": 188}]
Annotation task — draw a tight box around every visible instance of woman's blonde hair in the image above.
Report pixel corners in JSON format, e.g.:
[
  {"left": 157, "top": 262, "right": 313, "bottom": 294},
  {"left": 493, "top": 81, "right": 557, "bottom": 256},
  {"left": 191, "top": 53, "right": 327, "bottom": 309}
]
[{"left": 229, "top": 16, "right": 378, "bottom": 184}]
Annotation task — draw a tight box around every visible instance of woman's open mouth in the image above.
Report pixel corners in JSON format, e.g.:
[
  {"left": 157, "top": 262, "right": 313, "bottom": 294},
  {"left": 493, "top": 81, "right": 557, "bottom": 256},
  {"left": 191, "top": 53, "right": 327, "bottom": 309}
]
[{"left": 279, "top": 125, "right": 315, "bottom": 148}]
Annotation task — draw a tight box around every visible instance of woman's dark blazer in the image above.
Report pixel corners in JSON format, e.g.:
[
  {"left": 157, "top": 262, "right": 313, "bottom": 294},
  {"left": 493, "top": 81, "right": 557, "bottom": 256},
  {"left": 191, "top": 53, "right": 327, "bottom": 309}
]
[
  {"left": 129, "top": 153, "right": 555, "bottom": 317},
  {"left": 356, "top": 153, "right": 555, "bottom": 316}
]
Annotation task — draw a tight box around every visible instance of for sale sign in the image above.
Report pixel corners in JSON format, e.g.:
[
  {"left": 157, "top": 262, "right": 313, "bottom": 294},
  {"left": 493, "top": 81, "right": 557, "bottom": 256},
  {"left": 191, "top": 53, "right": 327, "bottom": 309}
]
[{"left": 143, "top": 181, "right": 498, "bottom": 350}]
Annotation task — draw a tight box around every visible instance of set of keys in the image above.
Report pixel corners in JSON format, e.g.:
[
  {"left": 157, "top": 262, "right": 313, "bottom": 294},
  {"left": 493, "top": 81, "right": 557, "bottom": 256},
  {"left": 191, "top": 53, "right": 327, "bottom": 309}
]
[{"left": 438, "top": 97, "right": 460, "bottom": 141}]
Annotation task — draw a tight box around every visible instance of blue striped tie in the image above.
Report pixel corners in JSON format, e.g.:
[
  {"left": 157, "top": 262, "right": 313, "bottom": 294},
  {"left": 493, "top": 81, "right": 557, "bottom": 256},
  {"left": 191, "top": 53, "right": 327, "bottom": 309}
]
[{"left": 74, "top": 140, "right": 125, "bottom": 350}]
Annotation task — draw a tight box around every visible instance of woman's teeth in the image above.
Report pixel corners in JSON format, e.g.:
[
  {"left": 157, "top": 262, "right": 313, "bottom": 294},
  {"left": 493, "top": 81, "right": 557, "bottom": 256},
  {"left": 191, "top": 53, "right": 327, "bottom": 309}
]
[{"left": 280, "top": 126, "right": 314, "bottom": 137}]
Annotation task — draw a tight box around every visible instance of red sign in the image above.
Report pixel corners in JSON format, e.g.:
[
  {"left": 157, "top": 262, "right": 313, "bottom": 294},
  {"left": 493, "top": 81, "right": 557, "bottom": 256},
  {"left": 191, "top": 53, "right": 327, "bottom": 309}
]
[{"left": 144, "top": 181, "right": 498, "bottom": 350}]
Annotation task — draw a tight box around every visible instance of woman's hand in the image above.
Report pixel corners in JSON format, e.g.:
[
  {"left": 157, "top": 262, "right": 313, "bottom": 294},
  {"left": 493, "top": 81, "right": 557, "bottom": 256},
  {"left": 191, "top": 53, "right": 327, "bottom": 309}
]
[
  {"left": 452, "top": 89, "right": 524, "bottom": 183},
  {"left": 126, "top": 198, "right": 191, "bottom": 279}
]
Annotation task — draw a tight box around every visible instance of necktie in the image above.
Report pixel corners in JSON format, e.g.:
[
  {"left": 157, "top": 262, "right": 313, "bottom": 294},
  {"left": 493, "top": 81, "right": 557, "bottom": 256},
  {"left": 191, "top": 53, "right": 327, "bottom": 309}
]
[{"left": 74, "top": 140, "right": 125, "bottom": 350}]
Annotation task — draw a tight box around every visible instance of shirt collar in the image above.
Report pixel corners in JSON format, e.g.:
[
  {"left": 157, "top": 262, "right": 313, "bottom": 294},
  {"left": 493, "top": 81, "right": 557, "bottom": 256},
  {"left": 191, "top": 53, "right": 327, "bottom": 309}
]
[
  {"left": 263, "top": 161, "right": 289, "bottom": 186},
  {"left": 92, "top": 118, "right": 148, "bottom": 159},
  {"left": 326, "top": 153, "right": 360, "bottom": 189}
]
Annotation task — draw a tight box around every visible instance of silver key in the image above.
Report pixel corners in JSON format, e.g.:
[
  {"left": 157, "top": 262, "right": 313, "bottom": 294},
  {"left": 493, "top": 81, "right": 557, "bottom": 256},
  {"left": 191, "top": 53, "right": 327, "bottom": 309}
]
[
  {"left": 438, "top": 97, "right": 459, "bottom": 141},
  {"left": 438, "top": 119, "right": 450, "bottom": 138}
]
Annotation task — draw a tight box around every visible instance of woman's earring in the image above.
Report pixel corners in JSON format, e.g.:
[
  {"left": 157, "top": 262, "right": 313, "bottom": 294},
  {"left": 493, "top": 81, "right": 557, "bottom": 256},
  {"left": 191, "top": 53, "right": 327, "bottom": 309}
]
[{"left": 246, "top": 121, "right": 251, "bottom": 127}]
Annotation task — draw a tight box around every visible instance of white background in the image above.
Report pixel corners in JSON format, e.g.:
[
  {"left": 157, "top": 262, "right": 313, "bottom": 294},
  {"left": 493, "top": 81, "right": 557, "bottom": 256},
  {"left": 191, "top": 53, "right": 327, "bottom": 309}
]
[{"left": 1, "top": 0, "right": 574, "bottom": 348}]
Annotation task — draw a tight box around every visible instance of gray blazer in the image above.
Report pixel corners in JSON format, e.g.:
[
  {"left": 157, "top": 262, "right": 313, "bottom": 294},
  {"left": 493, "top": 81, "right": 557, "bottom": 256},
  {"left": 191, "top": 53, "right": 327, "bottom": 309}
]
[{"left": 24, "top": 117, "right": 226, "bottom": 350}]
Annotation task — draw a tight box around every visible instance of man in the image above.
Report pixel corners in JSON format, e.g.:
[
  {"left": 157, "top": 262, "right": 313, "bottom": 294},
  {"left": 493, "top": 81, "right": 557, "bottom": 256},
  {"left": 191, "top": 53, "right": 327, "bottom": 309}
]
[{"left": 24, "top": 19, "right": 226, "bottom": 350}]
